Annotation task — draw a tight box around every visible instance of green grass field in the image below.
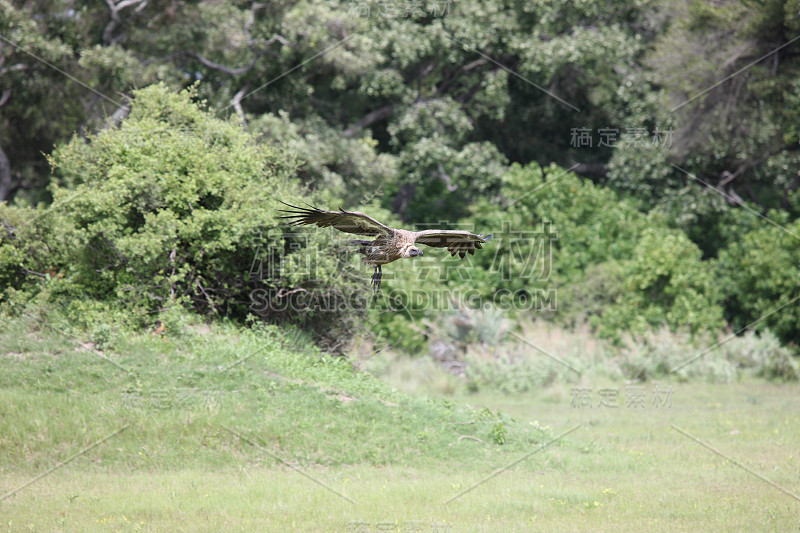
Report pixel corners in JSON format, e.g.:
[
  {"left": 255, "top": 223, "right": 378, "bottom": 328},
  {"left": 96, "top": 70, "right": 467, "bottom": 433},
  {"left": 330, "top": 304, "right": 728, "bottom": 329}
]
[{"left": 1, "top": 316, "right": 799, "bottom": 532}]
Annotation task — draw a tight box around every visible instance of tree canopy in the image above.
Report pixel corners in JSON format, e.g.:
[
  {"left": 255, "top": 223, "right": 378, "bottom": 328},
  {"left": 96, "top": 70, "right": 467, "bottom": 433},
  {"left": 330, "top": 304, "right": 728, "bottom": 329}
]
[{"left": 1, "top": 0, "right": 798, "bottom": 348}]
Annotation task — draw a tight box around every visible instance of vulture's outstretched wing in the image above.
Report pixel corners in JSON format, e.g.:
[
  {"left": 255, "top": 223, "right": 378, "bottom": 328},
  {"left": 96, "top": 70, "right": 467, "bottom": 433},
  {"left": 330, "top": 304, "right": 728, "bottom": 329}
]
[
  {"left": 413, "top": 230, "right": 493, "bottom": 259},
  {"left": 277, "top": 202, "right": 395, "bottom": 237}
]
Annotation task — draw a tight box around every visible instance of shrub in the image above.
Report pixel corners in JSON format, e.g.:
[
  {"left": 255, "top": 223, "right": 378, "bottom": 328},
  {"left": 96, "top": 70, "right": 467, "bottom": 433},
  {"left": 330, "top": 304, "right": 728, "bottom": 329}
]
[
  {"left": 2, "top": 84, "right": 366, "bottom": 347},
  {"left": 467, "top": 163, "right": 724, "bottom": 338},
  {"left": 46, "top": 84, "right": 300, "bottom": 318},
  {"left": 0, "top": 203, "right": 67, "bottom": 311},
  {"left": 594, "top": 226, "right": 724, "bottom": 339},
  {"left": 716, "top": 216, "right": 800, "bottom": 347}
]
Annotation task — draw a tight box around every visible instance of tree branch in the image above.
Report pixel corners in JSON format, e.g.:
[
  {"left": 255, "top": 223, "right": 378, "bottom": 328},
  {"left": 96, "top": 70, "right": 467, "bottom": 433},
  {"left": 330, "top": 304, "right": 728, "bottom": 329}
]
[
  {"left": 391, "top": 182, "right": 416, "bottom": 220},
  {"left": 463, "top": 58, "right": 488, "bottom": 71},
  {"left": 105, "top": 95, "right": 131, "bottom": 129},
  {"left": 186, "top": 52, "right": 259, "bottom": 76},
  {"left": 231, "top": 85, "right": 248, "bottom": 127},
  {"left": 0, "top": 63, "right": 27, "bottom": 76},
  {"left": 342, "top": 104, "right": 394, "bottom": 137},
  {"left": 140, "top": 2, "right": 288, "bottom": 77},
  {"left": 454, "top": 78, "right": 484, "bottom": 104},
  {"left": 183, "top": 33, "right": 288, "bottom": 76},
  {"left": 244, "top": 2, "right": 265, "bottom": 44},
  {"left": 572, "top": 163, "right": 607, "bottom": 179},
  {"left": 725, "top": 185, "right": 744, "bottom": 206},
  {"left": 194, "top": 278, "right": 218, "bottom": 314},
  {"left": 103, "top": 0, "right": 149, "bottom": 45},
  {"left": 437, "top": 163, "right": 458, "bottom": 192}
]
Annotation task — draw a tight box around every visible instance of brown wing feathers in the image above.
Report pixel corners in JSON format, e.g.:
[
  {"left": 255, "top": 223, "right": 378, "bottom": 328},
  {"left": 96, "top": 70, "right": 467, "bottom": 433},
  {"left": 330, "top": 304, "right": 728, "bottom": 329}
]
[
  {"left": 279, "top": 202, "right": 492, "bottom": 259},
  {"left": 277, "top": 202, "right": 392, "bottom": 237},
  {"left": 413, "top": 231, "right": 493, "bottom": 259},
  {"left": 448, "top": 236, "right": 489, "bottom": 259}
]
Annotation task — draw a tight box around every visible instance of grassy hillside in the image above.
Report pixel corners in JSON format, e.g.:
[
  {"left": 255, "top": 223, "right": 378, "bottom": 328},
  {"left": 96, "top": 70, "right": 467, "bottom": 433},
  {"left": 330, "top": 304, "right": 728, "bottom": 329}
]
[{"left": 0, "top": 311, "right": 551, "bottom": 476}]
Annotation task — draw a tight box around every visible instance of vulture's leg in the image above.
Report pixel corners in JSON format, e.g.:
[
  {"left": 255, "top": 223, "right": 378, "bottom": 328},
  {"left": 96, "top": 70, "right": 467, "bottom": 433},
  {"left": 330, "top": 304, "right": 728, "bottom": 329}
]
[{"left": 371, "top": 265, "right": 382, "bottom": 293}]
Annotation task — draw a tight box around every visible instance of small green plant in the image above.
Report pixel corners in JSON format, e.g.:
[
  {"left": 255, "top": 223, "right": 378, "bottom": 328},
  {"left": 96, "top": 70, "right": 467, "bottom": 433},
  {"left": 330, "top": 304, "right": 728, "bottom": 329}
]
[{"left": 491, "top": 422, "right": 507, "bottom": 445}]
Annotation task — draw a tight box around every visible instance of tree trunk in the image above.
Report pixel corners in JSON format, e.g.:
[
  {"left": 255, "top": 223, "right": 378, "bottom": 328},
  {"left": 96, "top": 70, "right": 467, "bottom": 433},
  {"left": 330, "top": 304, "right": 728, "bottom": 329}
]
[{"left": 0, "top": 142, "right": 12, "bottom": 202}]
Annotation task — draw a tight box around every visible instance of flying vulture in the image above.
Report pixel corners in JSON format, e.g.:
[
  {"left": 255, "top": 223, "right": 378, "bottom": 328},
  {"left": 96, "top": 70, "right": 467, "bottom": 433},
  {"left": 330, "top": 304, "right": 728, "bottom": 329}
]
[{"left": 278, "top": 202, "right": 492, "bottom": 292}]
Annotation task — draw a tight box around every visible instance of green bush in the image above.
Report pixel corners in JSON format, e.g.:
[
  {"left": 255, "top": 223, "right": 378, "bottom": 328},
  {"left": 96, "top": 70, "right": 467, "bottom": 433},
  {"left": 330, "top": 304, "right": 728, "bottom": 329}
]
[
  {"left": 467, "top": 163, "right": 724, "bottom": 338},
  {"left": 716, "top": 217, "right": 800, "bottom": 347},
  {"left": 0, "top": 203, "right": 63, "bottom": 310},
  {"left": 1, "top": 84, "right": 366, "bottom": 347},
  {"left": 595, "top": 226, "right": 724, "bottom": 339},
  {"left": 46, "top": 84, "right": 299, "bottom": 317},
  {"left": 469, "top": 162, "right": 646, "bottom": 289}
]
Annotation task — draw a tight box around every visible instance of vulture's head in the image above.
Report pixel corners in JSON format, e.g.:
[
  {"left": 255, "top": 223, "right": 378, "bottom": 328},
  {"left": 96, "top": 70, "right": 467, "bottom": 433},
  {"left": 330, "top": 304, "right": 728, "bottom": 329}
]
[{"left": 401, "top": 244, "right": 424, "bottom": 258}]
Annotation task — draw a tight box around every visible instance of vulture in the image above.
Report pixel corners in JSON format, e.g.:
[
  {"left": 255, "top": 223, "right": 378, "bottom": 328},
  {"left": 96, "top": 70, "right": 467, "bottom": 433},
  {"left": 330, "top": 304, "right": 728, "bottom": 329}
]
[{"left": 278, "top": 202, "right": 492, "bottom": 291}]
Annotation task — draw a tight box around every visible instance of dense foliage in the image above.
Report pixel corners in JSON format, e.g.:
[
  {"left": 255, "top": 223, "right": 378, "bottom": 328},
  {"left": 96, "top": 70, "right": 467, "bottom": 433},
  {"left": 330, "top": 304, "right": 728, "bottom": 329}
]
[
  {"left": 1, "top": 0, "right": 798, "bottom": 352},
  {"left": 0, "top": 86, "right": 369, "bottom": 348}
]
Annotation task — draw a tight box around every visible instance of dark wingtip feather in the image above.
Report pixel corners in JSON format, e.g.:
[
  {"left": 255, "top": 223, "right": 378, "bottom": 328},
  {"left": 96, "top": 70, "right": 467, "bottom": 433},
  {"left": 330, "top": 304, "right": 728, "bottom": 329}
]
[
  {"left": 276, "top": 200, "right": 302, "bottom": 212},
  {"left": 277, "top": 200, "right": 316, "bottom": 213},
  {"left": 276, "top": 201, "right": 327, "bottom": 226}
]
